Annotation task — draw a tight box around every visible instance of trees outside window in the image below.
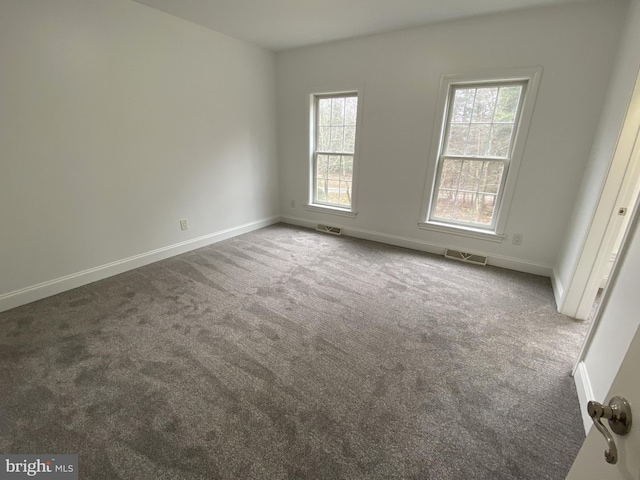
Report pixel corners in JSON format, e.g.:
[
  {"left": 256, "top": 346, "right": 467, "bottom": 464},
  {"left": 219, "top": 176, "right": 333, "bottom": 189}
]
[
  {"left": 311, "top": 93, "right": 359, "bottom": 212},
  {"left": 421, "top": 69, "right": 541, "bottom": 239}
]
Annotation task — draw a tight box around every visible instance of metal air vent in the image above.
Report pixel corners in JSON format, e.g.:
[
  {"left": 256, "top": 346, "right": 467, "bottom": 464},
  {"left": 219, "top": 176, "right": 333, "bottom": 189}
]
[
  {"left": 316, "top": 224, "right": 342, "bottom": 235},
  {"left": 444, "top": 249, "right": 488, "bottom": 266}
]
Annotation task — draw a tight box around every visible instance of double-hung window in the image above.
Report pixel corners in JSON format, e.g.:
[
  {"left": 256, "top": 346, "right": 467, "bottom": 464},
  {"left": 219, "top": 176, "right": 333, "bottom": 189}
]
[
  {"left": 308, "top": 92, "right": 359, "bottom": 216},
  {"left": 421, "top": 69, "right": 541, "bottom": 240}
]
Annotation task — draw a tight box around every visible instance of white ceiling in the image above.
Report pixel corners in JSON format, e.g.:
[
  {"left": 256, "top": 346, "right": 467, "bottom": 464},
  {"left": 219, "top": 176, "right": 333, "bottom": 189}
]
[{"left": 131, "top": 0, "right": 594, "bottom": 51}]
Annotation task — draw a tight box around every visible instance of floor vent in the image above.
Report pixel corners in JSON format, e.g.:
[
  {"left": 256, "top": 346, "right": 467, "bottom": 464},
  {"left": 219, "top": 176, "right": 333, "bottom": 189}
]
[
  {"left": 316, "top": 224, "right": 343, "bottom": 235},
  {"left": 444, "top": 249, "right": 488, "bottom": 266}
]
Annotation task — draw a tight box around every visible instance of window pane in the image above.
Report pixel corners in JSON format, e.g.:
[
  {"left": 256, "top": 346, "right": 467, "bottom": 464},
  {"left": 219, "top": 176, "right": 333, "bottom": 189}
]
[
  {"left": 344, "top": 126, "right": 356, "bottom": 153},
  {"left": 339, "top": 181, "right": 351, "bottom": 205},
  {"left": 455, "top": 191, "right": 476, "bottom": 221},
  {"left": 451, "top": 89, "right": 474, "bottom": 123},
  {"left": 345, "top": 97, "right": 358, "bottom": 125},
  {"left": 434, "top": 190, "right": 455, "bottom": 219},
  {"left": 342, "top": 156, "right": 353, "bottom": 180},
  {"left": 481, "top": 161, "right": 504, "bottom": 194},
  {"left": 331, "top": 98, "right": 345, "bottom": 126},
  {"left": 316, "top": 154, "right": 328, "bottom": 203},
  {"left": 330, "top": 127, "right": 344, "bottom": 152},
  {"left": 466, "top": 124, "right": 491, "bottom": 156},
  {"left": 316, "top": 95, "right": 357, "bottom": 154},
  {"left": 459, "top": 160, "right": 481, "bottom": 191},
  {"left": 433, "top": 159, "right": 504, "bottom": 226},
  {"left": 326, "top": 180, "right": 339, "bottom": 204},
  {"left": 445, "top": 84, "right": 522, "bottom": 159},
  {"left": 318, "top": 99, "right": 331, "bottom": 126},
  {"left": 446, "top": 125, "right": 468, "bottom": 155},
  {"left": 488, "top": 124, "right": 513, "bottom": 157},
  {"left": 316, "top": 179, "right": 327, "bottom": 202},
  {"left": 328, "top": 155, "right": 341, "bottom": 180},
  {"left": 471, "top": 88, "right": 498, "bottom": 123},
  {"left": 318, "top": 126, "right": 330, "bottom": 151},
  {"left": 440, "top": 159, "right": 462, "bottom": 189},
  {"left": 471, "top": 193, "right": 497, "bottom": 225},
  {"left": 495, "top": 86, "right": 522, "bottom": 123},
  {"left": 316, "top": 154, "right": 328, "bottom": 202},
  {"left": 316, "top": 154, "right": 328, "bottom": 177}
]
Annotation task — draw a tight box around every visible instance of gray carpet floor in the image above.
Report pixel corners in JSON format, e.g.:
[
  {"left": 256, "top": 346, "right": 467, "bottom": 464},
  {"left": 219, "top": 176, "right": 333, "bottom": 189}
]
[{"left": 0, "top": 223, "right": 588, "bottom": 479}]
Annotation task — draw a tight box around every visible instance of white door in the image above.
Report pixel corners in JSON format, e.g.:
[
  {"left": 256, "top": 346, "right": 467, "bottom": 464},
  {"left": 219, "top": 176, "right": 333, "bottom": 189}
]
[
  {"left": 566, "top": 325, "right": 640, "bottom": 479},
  {"left": 566, "top": 205, "right": 640, "bottom": 478}
]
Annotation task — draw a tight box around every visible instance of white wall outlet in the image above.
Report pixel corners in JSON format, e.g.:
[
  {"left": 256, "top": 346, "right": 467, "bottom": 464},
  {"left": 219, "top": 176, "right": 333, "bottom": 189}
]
[
  {"left": 291, "top": 200, "right": 295, "bottom": 208},
  {"left": 180, "top": 219, "right": 188, "bottom": 231},
  {"left": 512, "top": 233, "right": 523, "bottom": 246}
]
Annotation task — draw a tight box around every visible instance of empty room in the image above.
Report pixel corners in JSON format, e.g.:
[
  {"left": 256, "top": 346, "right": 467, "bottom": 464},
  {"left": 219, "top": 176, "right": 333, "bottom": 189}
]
[{"left": 2, "top": 0, "right": 640, "bottom": 478}]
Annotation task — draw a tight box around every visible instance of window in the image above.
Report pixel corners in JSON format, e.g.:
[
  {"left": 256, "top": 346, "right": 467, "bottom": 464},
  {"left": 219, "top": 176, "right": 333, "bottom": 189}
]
[
  {"left": 433, "top": 82, "right": 526, "bottom": 227},
  {"left": 308, "top": 92, "right": 359, "bottom": 216},
  {"left": 420, "top": 70, "right": 541, "bottom": 240}
]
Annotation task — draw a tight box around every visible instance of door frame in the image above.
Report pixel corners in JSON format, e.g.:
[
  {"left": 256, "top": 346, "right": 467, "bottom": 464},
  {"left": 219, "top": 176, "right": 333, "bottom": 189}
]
[
  {"left": 566, "top": 166, "right": 640, "bottom": 477},
  {"left": 560, "top": 67, "right": 640, "bottom": 321},
  {"left": 572, "top": 161, "right": 640, "bottom": 373}
]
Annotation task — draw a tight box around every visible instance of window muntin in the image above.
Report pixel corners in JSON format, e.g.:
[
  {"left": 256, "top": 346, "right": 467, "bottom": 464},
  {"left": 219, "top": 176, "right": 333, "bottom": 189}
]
[
  {"left": 430, "top": 82, "right": 526, "bottom": 229},
  {"left": 313, "top": 94, "right": 358, "bottom": 209}
]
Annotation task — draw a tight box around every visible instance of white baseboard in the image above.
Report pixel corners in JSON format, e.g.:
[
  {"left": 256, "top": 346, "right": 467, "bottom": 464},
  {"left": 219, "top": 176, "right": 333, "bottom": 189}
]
[
  {"left": 485, "top": 253, "right": 552, "bottom": 277},
  {"left": 280, "top": 215, "right": 553, "bottom": 277},
  {"left": 574, "top": 361, "right": 595, "bottom": 435},
  {"left": 280, "top": 215, "right": 319, "bottom": 231},
  {"left": 551, "top": 268, "right": 565, "bottom": 313},
  {"left": 0, "top": 215, "right": 280, "bottom": 313}
]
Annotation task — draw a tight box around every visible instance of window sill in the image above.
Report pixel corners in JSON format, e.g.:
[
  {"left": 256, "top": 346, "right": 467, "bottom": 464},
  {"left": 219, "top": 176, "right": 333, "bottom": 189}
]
[
  {"left": 418, "top": 221, "right": 505, "bottom": 243},
  {"left": 304, "top": 204, "right": 357, "bottom": 218}
]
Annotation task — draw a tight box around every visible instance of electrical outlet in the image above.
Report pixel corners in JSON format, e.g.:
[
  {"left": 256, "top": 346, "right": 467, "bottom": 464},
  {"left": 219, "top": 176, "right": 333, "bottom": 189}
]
[
  {"left": 291, "top": 200, "right": 296, "bottom": 208},
  {"left": 512, "top": 233, "right": 523, "bottom": 246},
  {"left": 180, "top": 219, "right": 188, "bottom": 231}
]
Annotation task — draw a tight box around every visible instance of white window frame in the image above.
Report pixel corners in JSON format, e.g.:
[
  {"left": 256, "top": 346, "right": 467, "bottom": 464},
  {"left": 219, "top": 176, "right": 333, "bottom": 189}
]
[
  {"left": 419, "top": 68, "right": 542, "bottom": 242},
  {"left": 305, "top": 90, "right": 363, "bottom": 218}
]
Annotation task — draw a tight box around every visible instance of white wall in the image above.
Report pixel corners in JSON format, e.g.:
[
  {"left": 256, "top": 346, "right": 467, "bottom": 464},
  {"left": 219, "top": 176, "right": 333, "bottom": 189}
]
[
  {"left": 0, "top": 0, "right": 279, "bottom": 310},
  {"left": 554, "top": 0, "right": 640, "bottom": 313},
  {"left": 276, "top": 1, "right": 626, "bottom": 274}
]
